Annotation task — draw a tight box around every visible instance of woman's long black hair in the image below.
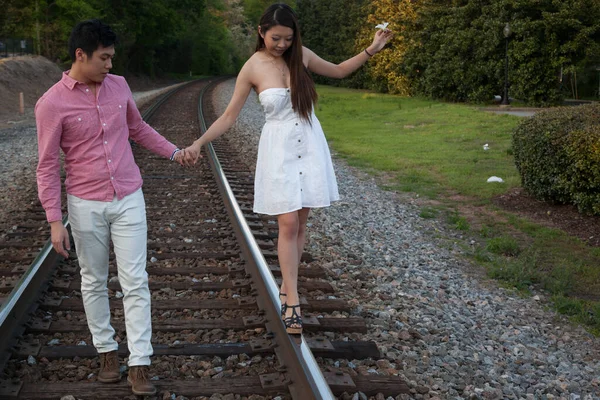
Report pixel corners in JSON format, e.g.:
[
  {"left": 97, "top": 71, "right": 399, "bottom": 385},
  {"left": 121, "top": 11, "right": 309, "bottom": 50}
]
[{"left": 256, "top": 3, "right": 318, "bottom": 122}]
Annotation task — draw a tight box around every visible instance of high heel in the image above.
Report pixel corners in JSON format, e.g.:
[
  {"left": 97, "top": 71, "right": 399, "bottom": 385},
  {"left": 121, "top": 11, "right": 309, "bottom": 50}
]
[
  {"left": 279, "top": 292, "right": 287, "bottom": 317},
  {"left": 284, "top": 304, "right": 302, "bottom": 335}
]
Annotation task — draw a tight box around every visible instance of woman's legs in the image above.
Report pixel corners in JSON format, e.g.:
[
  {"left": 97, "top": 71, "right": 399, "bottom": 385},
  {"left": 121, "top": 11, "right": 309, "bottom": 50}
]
[
  {"left": 296, "top": 207, "right": 311, "bottom": 261},
  {"left": 278, "top": 208, "right": 310, "bottom": 304},
  {"left": 277, "top": 208, "right": 310, "bottom": 330}
]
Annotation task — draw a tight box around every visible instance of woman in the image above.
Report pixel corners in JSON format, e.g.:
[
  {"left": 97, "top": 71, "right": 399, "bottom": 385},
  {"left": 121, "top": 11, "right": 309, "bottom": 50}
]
[{"left": 182, "top": 3, "right": 392, "bottom": 334}]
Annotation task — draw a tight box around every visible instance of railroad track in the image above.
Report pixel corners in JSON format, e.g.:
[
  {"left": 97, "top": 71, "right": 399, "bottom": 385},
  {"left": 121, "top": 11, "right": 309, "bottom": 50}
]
[{"left": 0, "top": 78, "right": 409, "bottom": 399}]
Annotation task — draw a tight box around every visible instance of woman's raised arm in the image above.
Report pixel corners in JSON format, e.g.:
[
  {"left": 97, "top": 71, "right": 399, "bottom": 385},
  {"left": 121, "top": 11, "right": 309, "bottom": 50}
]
[{"left": 304, "top": 29, "right": 393, "bottom": 79}]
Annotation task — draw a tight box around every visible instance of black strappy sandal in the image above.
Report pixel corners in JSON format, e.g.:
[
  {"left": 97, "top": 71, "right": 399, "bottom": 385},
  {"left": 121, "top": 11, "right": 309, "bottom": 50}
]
[
  {"left": 279, "top": 292, "right": 287, "bottom": 318},
  {"left": 284, "top": 304, "right": 302, "bottom": 335}
]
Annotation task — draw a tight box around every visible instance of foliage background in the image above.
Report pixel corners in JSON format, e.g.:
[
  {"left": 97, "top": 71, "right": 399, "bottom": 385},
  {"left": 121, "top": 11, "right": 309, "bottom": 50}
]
[
  {"left": 0, "top": 0, "right": 292, "bottom": 77},
  {"left": 1, "top": 0, "right": 598, "bottom": 103}
]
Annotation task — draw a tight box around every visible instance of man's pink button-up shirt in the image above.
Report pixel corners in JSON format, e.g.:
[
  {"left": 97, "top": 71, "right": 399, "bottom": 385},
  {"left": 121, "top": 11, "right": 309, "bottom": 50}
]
[{"left": 36, "top": 71, "right": 177, "bottom": 222}]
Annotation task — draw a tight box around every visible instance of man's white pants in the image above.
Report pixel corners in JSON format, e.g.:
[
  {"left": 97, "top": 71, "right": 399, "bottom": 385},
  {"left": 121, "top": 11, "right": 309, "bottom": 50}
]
[{"left": 67, "top": 188, "right": 152, "bottom": 366}]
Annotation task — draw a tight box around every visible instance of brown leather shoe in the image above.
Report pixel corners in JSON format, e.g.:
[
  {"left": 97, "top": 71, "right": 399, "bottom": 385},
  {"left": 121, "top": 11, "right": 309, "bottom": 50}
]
[
  {"left": 97, "top": 350, "right": 121, "bottom": 383},
  {"left": 127, "top": 365, "right": 156, "bottom": 396}
]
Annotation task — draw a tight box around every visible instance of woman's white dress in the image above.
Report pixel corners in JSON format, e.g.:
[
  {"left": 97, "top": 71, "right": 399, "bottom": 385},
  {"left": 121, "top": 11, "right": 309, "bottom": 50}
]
[{"left": 253, "top": 88, "right": 339, "bottom": 215}]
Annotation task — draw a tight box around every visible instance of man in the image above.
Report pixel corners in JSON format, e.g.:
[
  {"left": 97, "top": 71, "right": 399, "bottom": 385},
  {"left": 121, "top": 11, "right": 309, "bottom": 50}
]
[{"left": 36, "top": 19, "right": 183, "bottom": 396}]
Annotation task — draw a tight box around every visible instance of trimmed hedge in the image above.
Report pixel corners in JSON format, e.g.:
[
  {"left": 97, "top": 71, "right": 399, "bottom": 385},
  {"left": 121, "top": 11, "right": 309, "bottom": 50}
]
[{"left": 512, "top": 104, "right": 600, "bottom": 215}]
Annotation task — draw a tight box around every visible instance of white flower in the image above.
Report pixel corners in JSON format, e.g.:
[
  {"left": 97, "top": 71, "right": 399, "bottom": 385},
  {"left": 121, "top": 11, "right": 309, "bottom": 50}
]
[
  {"left": 375, "top": 22, "right": 389, "bottom": 30},
  {"left": 483, "top": 143, "right": 489, "bottom": 150}
]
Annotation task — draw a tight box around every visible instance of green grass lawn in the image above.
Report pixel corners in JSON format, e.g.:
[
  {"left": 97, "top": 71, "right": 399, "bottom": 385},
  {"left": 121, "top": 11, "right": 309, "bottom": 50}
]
[
  {"left": 316, "top": 86, "right": 521, "bottom": 200},
  {"left": 315, "top": 85, "right": 600, "bottom": 334}
]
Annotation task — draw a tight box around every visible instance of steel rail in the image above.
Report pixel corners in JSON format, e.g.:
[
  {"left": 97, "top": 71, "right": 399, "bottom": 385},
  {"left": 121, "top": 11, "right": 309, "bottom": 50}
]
[
  {"left": 0, "top": 216, "right": 68, "bottom": 371},
  {"left": 140, "top": 81, "right": 193, "bottom": 121},
  {"left": 197, "top": 79, "right": 335, "bottom": 400}
]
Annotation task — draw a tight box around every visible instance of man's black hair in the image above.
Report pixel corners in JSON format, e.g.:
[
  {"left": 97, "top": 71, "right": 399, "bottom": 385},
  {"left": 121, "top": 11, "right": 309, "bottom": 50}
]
[{"left": 68, "top": 19, "right": 117, "bottom": 62}]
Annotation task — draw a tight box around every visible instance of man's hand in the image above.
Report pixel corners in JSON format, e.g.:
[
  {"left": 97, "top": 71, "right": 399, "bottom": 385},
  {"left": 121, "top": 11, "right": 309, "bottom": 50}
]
[
  {"left": 50, "top": 221, "right": 70, "bottom": 258},
  {"left": 173, "top": 149, "right": 185, "bottom": 166}
]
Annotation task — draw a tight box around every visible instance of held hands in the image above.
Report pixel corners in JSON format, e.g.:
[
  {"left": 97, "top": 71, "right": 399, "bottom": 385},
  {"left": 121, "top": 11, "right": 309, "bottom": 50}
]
[
  {"left": 181, "top": 140, "right": 203, "bottom": 167},
  {"left": 368, "top": 25, "right": 393, "bottom": 55}
]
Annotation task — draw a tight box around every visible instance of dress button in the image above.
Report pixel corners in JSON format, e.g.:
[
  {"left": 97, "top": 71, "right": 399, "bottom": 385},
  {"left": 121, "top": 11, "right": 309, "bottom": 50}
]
[
  {"left": 85, "top": 88, "right": 89, "bottom": 92},
  {"left": 299, "top": 172, "right": 302, "bottom": 175},
  {"left": 298, "top": 139, "right": 301, "bottom": 142},
  {"left": 295, "top": 123, "right": 298, "bottom": 126},
  {"left": 97, "top": 105, "right": 100, "bottom": 108},
  {"left": 104, "top": 141, "right": 108, "bottom": 144},
  {"left": 102, "top": 123, "right": 106, "bottom": 126},
  {"left": 108, "top": 159, "right": 112, "bottom": 163},
  {"left": 298, "top": 155, "right": 301, "bottom": 159},
  {"left": 110, "top": 176, "right": 114, "bottom": 180}
]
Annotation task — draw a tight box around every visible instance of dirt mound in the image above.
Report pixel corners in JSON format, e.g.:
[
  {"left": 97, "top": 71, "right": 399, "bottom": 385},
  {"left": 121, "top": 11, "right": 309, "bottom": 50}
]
[{"left": 0, "top": 55, "right": 63, "bottom": 122}]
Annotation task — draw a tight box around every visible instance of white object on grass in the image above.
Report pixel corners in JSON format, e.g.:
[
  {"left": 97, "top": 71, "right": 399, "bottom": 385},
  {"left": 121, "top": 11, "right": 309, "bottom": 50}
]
[
  {"left": 483, "top": 143, "right": 489, "bottom": 150},
  {"left": 375, "top": 22, "right": 389, "bottom": 30},
  {"left": 487, "top": 176, "right": 504, "bottom": 183}
]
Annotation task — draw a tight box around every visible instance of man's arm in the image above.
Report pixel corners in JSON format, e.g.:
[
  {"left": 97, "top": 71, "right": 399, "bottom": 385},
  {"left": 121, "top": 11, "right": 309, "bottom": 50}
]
[
  {"left": 120, "top": 77, "right": 181, "bottom": 161},
  {"left": 35, "top": 98, "right": 70, "bottom": 257}
]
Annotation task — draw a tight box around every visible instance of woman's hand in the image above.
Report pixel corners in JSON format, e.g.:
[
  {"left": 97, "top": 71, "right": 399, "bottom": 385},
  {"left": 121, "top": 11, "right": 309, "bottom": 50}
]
[
  {"left": 182, "top": 140, "right": 203, "bottom": 166},
  {"left": 368, "top": 28, "right": 393, "bottom": 55}
]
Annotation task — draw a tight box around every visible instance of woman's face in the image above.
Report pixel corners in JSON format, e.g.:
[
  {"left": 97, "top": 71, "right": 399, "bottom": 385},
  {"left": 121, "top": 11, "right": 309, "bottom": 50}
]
[{"left": 260, "top": 24, "right": 294, "bottom": 57}]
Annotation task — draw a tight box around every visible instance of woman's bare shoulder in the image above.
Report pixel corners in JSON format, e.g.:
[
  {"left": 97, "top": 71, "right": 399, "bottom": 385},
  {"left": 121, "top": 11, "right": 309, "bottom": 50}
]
[
  {"left": 246, "top": 51, "right": 264, "bottom": 66},
  {"left": 302, "top": 46, "right": 315, "bottom": 67},
  {"left": 237, "top": 53, "right": 260, "bottom": 84}
]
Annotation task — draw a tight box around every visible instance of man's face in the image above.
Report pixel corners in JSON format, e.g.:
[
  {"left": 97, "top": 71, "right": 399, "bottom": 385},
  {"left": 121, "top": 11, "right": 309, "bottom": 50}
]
[{"left": 77, "top": 45, "right": 115, "bottom": 84}]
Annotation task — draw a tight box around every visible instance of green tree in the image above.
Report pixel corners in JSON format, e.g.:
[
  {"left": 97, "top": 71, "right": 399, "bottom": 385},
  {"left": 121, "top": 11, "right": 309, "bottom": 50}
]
[
  {"left": 403, "top": 0, "right": 600, "bottom": 105},
  {"left": 355, "top": 0, "right": 417, "bottom": 95},
  {"left": 242, "top": 0, "right": 296, "bottom": 26},
  {"left": 297, "top": 0, "right": 370, "bottom": 88},
  {"left": 92, "top": 0, "right": 206, "bottom": 76}
]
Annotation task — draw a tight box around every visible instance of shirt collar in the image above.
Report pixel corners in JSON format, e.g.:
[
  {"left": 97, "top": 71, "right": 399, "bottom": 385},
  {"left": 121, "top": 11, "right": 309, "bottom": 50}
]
[{"left": 61, "top": 70, "right": 80, "bottom": 90}]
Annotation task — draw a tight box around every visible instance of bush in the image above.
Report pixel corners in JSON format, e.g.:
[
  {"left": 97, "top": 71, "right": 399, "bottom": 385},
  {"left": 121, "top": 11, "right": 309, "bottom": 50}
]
[{"left": 512, "top": 104, "right": 600, "bottom": 215}]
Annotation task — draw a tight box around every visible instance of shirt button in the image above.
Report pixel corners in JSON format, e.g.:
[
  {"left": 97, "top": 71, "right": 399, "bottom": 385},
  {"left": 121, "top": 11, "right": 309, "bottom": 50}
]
[
  {"left": 110, "top": 176, "right": 114, "bottom": 180},
  {"left": 297, "top": 139, "right": 301, "bottom": 142},
  {"left": 77, "top": 117, "right": 82, "bottom": 121},
  {"left": 102, "top": 123, "right": 106, "bottom": 126},
  {"left": 295, "top": 123, "right": 298, "bottom": 126},
  {"left": 108, "top": 159, "right": 112, "bottom": 163},
  {"left": 299, "top": 172, "right": 302, "bottom": 175},
  {"left": 104, "top": 141, "right": 108, "bottom": 145},
  {"left": 85, "top": 88, "right": 89, "bottom": 92},
  {"left": 298, "top": 155, "right": 301, "bottom": 159},
  {"left": 119, "top": 105, "right": 122, "bottom": 108},
  {"left": 97, "top": 105, "right": 100, "bottom": 108}
]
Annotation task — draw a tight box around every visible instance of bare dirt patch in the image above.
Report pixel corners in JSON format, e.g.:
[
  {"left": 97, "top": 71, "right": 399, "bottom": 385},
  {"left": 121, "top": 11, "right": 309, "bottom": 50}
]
[
  {"left": 377, "top": 165, "right": 600, "bottom": 248},
  {"left": 493, "top": 187, "right": 600, "bottom": 247},
  {"left": 0, "top": 55, "right": 181, "bottom": 130},
  {"left": 0, "top": 55, "right": 63, "bottom": 127}
]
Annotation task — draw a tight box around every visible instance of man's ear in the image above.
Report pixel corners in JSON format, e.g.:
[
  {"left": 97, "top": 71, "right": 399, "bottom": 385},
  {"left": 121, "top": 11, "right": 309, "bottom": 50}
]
[{"left": 75, "top": 48, "right": 85, "bottom": 62}]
